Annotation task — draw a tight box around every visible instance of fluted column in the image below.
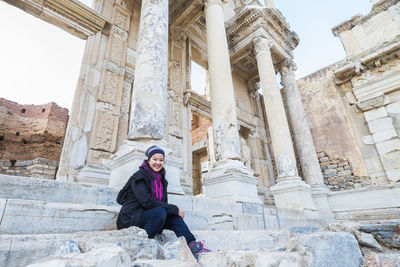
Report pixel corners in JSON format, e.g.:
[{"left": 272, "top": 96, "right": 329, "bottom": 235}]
[
  {"left": 253, "top": 37, "right": 299, "bottom": 182},
  {"left": 205, "top": 0, "right": 241, "bottom": 161},
  {"left": 280, "top": 60, "right": 325, "bottom": 187},
  {"left": 128, "top": 0, "right": 168, "bottom": 140}
]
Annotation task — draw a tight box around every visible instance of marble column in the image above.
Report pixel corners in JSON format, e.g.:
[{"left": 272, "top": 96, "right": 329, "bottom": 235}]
[
  {"left": 203, "top": 0, "right": 260, "bottom": 203},
  {"left": 280, "top": 60, "right": 324, "bottom": 187},
  {"left": 128, "top": 0, "right": 169, "bottom": 140},
  {"left": 253, "top": 37, "right": 315, "bottom": 210},
  {"left": 280, "top": 60, "right": 333, "bottom": 219},
  {"left": 205, "top": 0, "right": 241, "bottom": 161},
  {"left": 108, "top": 0, "right": 183, "bottom": 194}
]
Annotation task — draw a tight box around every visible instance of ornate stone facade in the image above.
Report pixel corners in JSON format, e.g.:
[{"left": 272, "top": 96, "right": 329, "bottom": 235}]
[{"left": 3, "top": 0, "right": 399, "bottom": 222}]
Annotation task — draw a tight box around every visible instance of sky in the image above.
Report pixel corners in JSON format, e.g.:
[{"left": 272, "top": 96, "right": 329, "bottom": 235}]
[{"left": 0, "top": 0, "right": 371, "bottom": 111}]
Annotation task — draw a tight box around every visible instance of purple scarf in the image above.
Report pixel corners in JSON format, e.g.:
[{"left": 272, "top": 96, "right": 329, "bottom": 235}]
[{"left": 140, "top": 160, "right": 163, "bottom": 201}]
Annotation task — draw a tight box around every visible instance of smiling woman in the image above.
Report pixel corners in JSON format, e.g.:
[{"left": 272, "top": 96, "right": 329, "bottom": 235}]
[{"left": 0, "top": 1, "right": 86, "bottom": 110}]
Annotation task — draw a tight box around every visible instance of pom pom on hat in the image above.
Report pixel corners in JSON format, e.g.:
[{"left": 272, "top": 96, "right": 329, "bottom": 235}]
[{"left": 145, "top": 145, "right": 165, "bottom": 160}]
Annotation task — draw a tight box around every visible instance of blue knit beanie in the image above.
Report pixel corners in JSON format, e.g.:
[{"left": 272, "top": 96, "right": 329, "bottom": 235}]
[{"left": 145, "top": 145, "right": 165, "bottom": 160}]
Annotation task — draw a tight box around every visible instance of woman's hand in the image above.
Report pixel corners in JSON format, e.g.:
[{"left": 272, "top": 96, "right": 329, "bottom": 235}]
[{"left": 178, "top": 208, "right": 185, "bottom": 219}]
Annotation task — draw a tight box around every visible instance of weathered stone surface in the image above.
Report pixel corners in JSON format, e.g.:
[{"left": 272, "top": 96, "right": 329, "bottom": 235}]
[
  {"left": 359, "top": 222, "right": 400, "bottom": 248},
  {"left": 364, "top": 107, "right": 388, "bottom": 122},
  {"left": 193, "top": 230, "right": 289, "bottom": 251},
  {"left": 27, "top": 246, "right": 132, "bottom": 267},
  {"left": 0, "top": 227, "right": 160, "bottom": 267},
  {"left": 0, "top": 174, "right": 118, "bottom": 206},
  {"left": 199, "top": 249, "right": 311, "bottom": 267},
  {"left": 285, "top": 231, "right": 363, "bottom": 267},
  {"left": 375, "top": 139, "right": 400, "bottom": 155},
  {"left": 364, "top": 252, "right": 400, "bottom": 267},
  {"left": 69, "top": 135, "right": 88, "bottom": 169},
  {"left": 0, "top": 199, "right": 118, "bottom": 234}
]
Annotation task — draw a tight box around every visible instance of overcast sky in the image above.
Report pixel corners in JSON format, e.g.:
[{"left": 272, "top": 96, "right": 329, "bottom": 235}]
[{"left": 0, "top": 0, "right": 371, "bottom": 111}]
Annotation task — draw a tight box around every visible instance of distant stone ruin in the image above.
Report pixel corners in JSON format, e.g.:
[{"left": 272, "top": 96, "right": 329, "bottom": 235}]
[{"left": 0, "top": 98, "right": 68, "bottom": 179}]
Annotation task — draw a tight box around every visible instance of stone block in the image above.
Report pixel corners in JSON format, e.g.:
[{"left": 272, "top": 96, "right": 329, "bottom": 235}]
[
  {"left": 380, "top": 150, "right": 400, "bottom": 171},
  {"left": 198, "top": 249, "right": 310, "bottom": 267},
  {"left": 386, "top": 169, "right": 400, "bottom": 182},
  {"left": 0, "top": 175, "right": 119, "bottom": 206},
  {"left": 372, "top": 128, "right": 399, "bottom": 143},
  {"left": 0, "top": 198, "right": 6, "bottom": 222},
  {"left": 168, "top": 195, "right": 193, "bottom": 212},
  {"left": 285, "top": 232, "right": 363, "bottom": 267},
  {"left": 386, "top": 100, "right": 400, "bottom": 114},
  {"left": 193, "top": 230, "right": 289, "bottom": 251},
  {"left": 234, "top": 214, "right": 265, "bottom": 230},
  {"left": 364, "top": 252, "right": 400, "bottom": 267},
  {"left": 241, "top": 202, "right": 264, "bottom": 214},
  {"left": 367, "top": 117, "right": 394, "bottom": 134},
  {"left": 364, "top": 107, "right": 387, "bottom": 122},
  {"left": 0, "top": 199, "right": 119, "bottom": 234},
  {"left": 375, "top": 139, "right": 400, "bottom": 155},
  {"left": 192, "top": 196, "right": 238, "bottom": 214},
  {"left": 264, "top": 214, "right": 280, "bottom": 230},
  {"left": 0, "top": 227, "right": 162, "bottom": 267},
  {"left": 359, "top": 222, "right": 400, "bottom": 248},
  {"left": 15, "top": 160, "right": 33, "bottom": 167},
  {"left": 362, "top": 135, "right": 374, "bottom": 144}
]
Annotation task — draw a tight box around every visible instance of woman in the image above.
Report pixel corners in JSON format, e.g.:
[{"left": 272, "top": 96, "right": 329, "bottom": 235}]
[{"left": 116, "top": 145, "right": 211, "bottom": 259}]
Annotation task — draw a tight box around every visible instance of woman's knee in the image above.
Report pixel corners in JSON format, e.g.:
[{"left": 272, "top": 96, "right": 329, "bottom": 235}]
[{"left": 149, "top": 207, "right": 167, "bottom": 222}]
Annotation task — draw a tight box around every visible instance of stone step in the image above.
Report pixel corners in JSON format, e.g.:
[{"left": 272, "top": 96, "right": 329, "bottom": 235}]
[
  {"left": 0, "top": 174, "right": 118, "bottom": 206},
  {"left": 0, "top": 227, "right": 290, "bottom": 267},
  {"left": 0, "top": 197, "right": 271, "bottom": 235}
]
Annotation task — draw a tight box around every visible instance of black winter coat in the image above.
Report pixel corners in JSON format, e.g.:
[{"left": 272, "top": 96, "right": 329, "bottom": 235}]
[{"left": 116, "top": 167, "right": 179, "bottom": 230}]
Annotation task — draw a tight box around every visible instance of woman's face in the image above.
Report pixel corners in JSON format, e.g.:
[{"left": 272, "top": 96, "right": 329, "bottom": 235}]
[{"left": 148, "top": 153, "right": 164, "bottom": 172}]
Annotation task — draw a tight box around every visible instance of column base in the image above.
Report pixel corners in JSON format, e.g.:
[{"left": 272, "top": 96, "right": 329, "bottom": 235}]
[
  {"left": 76, "top": 164, "right": 110, "bottom": 185},
  {"left": 108, "top": 140, "right": 184, "bottom": 195},
  {"left": 204, "top": 160, "right": 261, "bottom": 203},
  {"left": 271, "top": 178, "right": 316, "bottom": 210},
  {"left": 311, "top": 184, "right": 335, "bottom": 224}
]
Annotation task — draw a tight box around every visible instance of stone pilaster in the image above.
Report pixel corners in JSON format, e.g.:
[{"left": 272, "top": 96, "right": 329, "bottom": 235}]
[
  {"left": 204, "top": 0, "right": 260, "bottom": 203},
  {"left": 253, "top": 37, "right": 315, "bottom": 210},
  {"left": 57, "top": 4, "right": 131, "bottom": 185}
]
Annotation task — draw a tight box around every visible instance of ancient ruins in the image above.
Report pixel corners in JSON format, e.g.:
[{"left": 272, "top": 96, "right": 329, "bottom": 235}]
[{"left": 1, "top": 0, "right": 399, "bottom": 266}]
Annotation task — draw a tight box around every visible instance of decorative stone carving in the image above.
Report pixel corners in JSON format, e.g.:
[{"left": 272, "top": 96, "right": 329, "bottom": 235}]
[
  {"left": 240, "top": 137, "right": 252, "bottom": 168},
  {"left": 99, "top": 71, "right": 123, "bottom": 105},
  {"left": 92, "top": 112, "right": 119, "bottom": 152}
]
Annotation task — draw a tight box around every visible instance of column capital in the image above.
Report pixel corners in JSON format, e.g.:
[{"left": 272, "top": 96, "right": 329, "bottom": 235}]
[
  {"left": 279, "top": 59, "right": 297, "bottom": 76},
  {"left": 253, "top": 37, "right": 273, "bottom": 56}
]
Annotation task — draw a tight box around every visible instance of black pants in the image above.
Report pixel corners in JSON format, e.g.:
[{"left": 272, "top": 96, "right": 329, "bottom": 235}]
[{"left": 139, "top": 207, "right": 195, "bottom": 244}]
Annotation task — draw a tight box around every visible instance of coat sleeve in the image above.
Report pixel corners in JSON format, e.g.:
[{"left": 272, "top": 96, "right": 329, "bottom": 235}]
[{"left": 132, "top": 179, "right": 179, "bottom": 215}]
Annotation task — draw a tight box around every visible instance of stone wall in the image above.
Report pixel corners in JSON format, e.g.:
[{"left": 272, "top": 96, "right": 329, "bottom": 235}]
[
  {"left": 0, "top": 98, "right": 68, "bottom": 179},
  {"left": 318, "top": 151, "right": 371, "bottom": 191},
  {"left": 191, "top": 112, "right": 212, "bottom": 145},
  {"left": 0, "top": 158, "right": 59, "bottom": 180}
]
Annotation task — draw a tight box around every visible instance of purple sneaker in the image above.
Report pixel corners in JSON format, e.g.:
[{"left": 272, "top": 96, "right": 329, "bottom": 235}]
[{"left": 189, "top": 240, "right": 212, "bottom": 260}]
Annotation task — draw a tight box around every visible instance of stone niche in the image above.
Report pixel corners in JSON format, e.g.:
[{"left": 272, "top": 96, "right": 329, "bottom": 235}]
[{"left": 0, "top": 98, "right": 69, "bottom": 179}]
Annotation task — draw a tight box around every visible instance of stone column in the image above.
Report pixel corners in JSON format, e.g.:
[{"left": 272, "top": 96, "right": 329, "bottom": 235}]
[
  {"left": 253, "top": 37, "right": 315, "bottom": 210},
  {"left": 280, "top": 60, "right": 324, "bottom": 187},
  {"left": 205, "top": 0, "right": 241, "bottom": 161},
  {"left": 280, "top": 60, "right": 333, "bottom": 219},
  {"left": 203, "top": 0, "right": 260, "bottom": 203},
  {"left": 108, "top": 0, "right": 183, "bottom": 194},
  {"left": 128, "top": 0, "right": 169, "bottom": 140}
]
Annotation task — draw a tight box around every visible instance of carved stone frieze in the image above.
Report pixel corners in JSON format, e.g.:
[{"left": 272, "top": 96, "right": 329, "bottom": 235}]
[
  {"left": 91, "top": 112, "right": 119, "bottom": 152},
  {"left": 107, "top": 33, "right": 127, "bottom": 66},
  {"left": 98, "top": 71, "right": 124, "bottom": 106},
  {"left": 357, "top": 95, "right": 387, "bottom": 111},
  {"left": 113, "top": 6, "right": 130, "bottom": 31}
]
